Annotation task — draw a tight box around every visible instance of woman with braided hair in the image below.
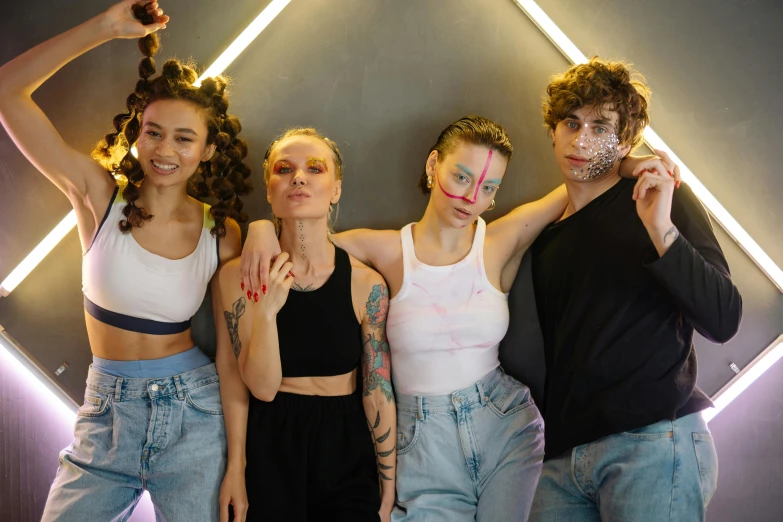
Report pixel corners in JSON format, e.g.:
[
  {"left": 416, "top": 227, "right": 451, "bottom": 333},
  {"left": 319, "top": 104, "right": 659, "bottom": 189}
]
[{"left": 0, "top": 2, "right": 251, "bottom": 520}]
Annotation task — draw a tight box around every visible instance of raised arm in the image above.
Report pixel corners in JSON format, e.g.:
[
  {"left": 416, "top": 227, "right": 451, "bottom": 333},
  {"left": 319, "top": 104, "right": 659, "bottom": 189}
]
[
  {"left": 0, "top": 1, "right": 167, "bottom": 243},
  {"left": 356, "top": 271, "right": 396, "bottom": 521},
  {"left": 221, "top": 252, "right": 295, "bottom": 402},
  {"left": 487, "top": 184, "right": 568, "bottom": 262},
  {"left": 212, "top": 220, "right": 249, "bottom": 522},
  {"left": 240, "top": 219, "right": 397, "bottom": 299}
]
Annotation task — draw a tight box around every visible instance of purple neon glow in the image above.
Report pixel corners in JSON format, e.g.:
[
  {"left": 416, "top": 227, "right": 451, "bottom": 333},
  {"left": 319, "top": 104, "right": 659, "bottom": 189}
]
[{"left": 436, "top": 149, "right": 494, "bottom": 204}]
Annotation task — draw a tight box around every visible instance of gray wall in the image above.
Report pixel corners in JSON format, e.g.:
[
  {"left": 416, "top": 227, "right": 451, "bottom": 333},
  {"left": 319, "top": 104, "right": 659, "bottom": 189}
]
[{"left": 1, "top": 1, "right": 781, "bottom": 520}]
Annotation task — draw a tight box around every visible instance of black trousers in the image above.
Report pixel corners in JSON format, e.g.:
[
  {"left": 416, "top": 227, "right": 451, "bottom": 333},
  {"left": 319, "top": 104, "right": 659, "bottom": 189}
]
[{"left": 244, "top": 391, "right": 381, "bottom": 522}]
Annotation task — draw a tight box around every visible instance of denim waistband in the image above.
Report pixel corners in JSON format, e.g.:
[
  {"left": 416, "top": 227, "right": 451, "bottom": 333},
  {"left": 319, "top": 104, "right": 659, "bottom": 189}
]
[
  {"left": 395, "top": 366, "right": 505, "bottom": 417},
  {"left": 85, "top": 362, "right": 219, "bottom": 401},
  {"left": 92, "top": 346, "right": 211, "bottom": 379}
]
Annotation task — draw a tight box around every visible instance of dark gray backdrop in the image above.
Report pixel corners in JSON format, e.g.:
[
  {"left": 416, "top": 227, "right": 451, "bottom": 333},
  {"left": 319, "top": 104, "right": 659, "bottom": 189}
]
[{"left": 1, "top": 1, "right": 781, "bottom": 520}]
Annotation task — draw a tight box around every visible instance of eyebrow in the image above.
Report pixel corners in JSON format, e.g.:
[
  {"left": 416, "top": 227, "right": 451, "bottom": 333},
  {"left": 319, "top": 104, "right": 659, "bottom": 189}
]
[
  {"left": 565, "top": 113, "right": 615, "bottom": 128},
  {"left": 144, "top": 121, "right": 199, "bottom": 136},
  {"left": 457, "top": 164, "right": 475, "bottom": 177}
]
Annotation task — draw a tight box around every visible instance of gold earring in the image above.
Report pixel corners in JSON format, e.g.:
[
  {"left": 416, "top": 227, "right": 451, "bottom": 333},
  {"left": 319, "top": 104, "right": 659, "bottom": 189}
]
[
  {"left": 487, "top": 200, "right": 496, "bottom": 211},
  {"left": 426, "top": 175, "right": 433, "bottom": 189}
]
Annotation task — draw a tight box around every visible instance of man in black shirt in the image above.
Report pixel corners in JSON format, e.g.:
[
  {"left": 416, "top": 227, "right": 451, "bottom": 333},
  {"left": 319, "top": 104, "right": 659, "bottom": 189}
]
[{"left": 528, "top": 58, "right": 742, "bottom": 522}]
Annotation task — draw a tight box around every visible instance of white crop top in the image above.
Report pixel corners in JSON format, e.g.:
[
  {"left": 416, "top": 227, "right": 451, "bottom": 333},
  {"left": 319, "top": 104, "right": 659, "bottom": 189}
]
[
  {"left": 82, "top": 185, "right": 219, "bottom": 335},
  {"left": 385, "top": 218, "right": 510, "bottom": 396}
]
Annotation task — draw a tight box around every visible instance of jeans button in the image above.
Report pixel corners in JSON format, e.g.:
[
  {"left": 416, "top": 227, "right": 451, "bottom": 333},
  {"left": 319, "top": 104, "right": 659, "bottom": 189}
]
[{"left": 150, "top": 384, "right": 160, "bottom": 392}]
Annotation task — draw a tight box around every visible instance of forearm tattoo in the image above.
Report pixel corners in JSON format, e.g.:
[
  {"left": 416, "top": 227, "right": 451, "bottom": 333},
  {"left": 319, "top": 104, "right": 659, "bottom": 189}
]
[
  {"left": 663, "top": 225, "right": 680, "bottom": 246},
  {"left": 367, "top": 411, "right": 395, "bottom": 482},
  {"left": 362, "top": 284, "right": 394, "bottom": 402},
  {"left": 223, "top": 297, "right": 246, "bottom": 359}
]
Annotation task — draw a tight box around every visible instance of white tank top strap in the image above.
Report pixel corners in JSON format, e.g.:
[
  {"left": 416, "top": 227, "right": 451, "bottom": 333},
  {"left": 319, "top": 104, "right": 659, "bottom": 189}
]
[{"left": 394, "top": 223, "right": 416, "bottom": 301}]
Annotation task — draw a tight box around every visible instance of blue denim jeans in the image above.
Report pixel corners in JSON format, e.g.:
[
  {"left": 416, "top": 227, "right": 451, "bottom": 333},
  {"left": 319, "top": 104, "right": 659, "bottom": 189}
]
[
  {"left": 41, "top": 364, "right": 227, "bottom": 522},
  {"left": 393, "top": 367, "right": 545, "bottom": 522},
  {"left": 529, "top": 412, "right": 718, "bottom": 522}
]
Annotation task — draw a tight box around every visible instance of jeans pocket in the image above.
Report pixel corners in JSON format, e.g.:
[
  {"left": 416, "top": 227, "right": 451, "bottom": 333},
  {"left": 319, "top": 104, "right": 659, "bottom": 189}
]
[
  {"left": 185, "top": 380, "right": 224, "bottom": 415},
  {"left": 396, "top": 410, "right": 421, "bottom": 455},
  {"left": 487, "top": 376, "right": 532, "bottom": 418},
  {"left": 692, "top": 432, "right": 718, "bottom": 505},
  {"left": 77, "top": 389, "right": 112, "bottom": 418}
]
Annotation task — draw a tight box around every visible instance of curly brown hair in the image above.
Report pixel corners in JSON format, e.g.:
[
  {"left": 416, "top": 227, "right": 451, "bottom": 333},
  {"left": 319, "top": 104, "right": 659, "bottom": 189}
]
[
  {"left": 419, "top": 115, "right": 513, "bottom": 194},
  {"left": 92, "top": 4, "right": 252, "bottom": 238},
  {"left": 262, "top": 127, "right": 344, "bottom": 234},
  {"left": 543, "top": 57, "right": 651, "bottom": 150}
]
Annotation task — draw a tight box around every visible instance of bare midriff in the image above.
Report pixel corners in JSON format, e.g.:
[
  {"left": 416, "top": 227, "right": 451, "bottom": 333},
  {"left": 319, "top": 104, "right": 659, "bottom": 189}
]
[{"left": 278, "top": 368, "right": 357, "bottom": 396}]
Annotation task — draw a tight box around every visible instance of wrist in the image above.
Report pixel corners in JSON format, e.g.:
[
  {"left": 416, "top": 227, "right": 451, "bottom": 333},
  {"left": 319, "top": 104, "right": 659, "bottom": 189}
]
[
  {"left": 253, "top": 306, "right": 277, "bottom": 323},
  {"left": 226, "top": 459, "right": 246, "bottom": 471},
  {"left": 92, "top": 12, "right": 119, "bottom": 40},
  {"left": 645, "top": 219, "right": 675, "bottom": 238}
]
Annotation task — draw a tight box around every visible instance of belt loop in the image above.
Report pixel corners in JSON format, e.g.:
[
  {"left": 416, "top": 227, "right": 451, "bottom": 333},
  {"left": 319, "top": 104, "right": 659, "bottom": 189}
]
[
  {"left": 114, "top": 378, "right": 123, "bottom": 402},
  {"left": 477, "top": 381, "right": 487, "bottom": 406},
  {"left": 417, "top": 396, "right": 424, "bottom": 420},
  {"left": 174, "top": 375, "right": 184, "bottom": 401}
]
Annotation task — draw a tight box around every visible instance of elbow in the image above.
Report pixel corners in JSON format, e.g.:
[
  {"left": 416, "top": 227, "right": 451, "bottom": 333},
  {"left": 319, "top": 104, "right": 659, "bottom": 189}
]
[
  {"left": 248, "top": 384, "right": 278, "bottom": 402},
  {"left": 707, "top": 298, "right": 743, "bottom": 345}
]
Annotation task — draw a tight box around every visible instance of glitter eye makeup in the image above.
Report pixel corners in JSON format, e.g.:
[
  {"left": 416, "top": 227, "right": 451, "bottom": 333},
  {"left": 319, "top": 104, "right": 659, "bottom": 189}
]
[
  {"left": 306, "top": 156, "right": 328, "bottom": 172},
  {"left": 273, "top": 160, "right": 292, "bottom": 173}
]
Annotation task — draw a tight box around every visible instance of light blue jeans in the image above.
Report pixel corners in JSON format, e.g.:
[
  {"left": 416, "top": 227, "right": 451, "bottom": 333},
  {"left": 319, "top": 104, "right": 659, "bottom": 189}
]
[
  {"left": 41, "top": 364, "right": 227, "bottom": 522},
  {"left": 393, "top": 367, "right": 545, "bottom": 522},
  {"left": 529, "top": 412, "right": 718, "bottom": 522}
]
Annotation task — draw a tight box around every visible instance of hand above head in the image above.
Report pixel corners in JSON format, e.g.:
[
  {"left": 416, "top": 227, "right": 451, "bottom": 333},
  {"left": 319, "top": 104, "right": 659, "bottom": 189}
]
[
  {"left": 241, "top": 220, "right": 282, "bottom": 299},
  {"left": 104, "top": 0, "right": 169, "bottom": 39}
]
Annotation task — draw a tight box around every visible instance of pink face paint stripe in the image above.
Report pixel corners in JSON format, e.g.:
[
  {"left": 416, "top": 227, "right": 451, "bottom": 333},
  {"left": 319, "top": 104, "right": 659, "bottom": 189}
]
[{"left": 435, "top": 149, "right": 494, "bottom": 204}]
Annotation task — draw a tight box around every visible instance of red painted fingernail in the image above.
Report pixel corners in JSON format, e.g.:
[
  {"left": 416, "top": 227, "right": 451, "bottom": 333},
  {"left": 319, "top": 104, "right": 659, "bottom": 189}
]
[
  {"left": 676, "top": 180, "right": 681, "bottom": 189},
  {"left": 667, "top": 170, "right": 674, "bottom": 177},
  {"left": 288, "top": 271, "right": 295, "bottom": 277},
  {"left": 254, "top": 293, "right": 258, "bottom": 303},
  {"left": 262, "top": 285, "right": 267, "bottom": 295},
  {"left": 247, "top": 290, "right": 252, "bottom": 300},
  {"left": 241, "top": 281, "right": 245, "bottom": 291}
]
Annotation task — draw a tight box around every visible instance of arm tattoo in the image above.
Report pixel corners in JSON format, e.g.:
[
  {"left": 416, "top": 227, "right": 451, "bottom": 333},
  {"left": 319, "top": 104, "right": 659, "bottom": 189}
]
[
  {"left": 362, "top": 283, "right": 394, "bottom": 402},
  {"left": 367, "top": 411, "right": 395, "bottom": 482},
  {"left": 663, "top": 225, "right": 680, "bottom": 245},
  {"left": 223, "top": 297, "right": 246, "bottom": 359}
]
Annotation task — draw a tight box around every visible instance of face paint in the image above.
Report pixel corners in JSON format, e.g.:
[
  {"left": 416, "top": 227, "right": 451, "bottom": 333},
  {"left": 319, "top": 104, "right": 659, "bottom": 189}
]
[
  {"left": 306, "top": 156, "right": 328, "bottom": 172},
  {"left": 436, "top": 149, "right": 494, "bottom": 204},
  {"left": 569, "top": 125, "right": 620, "bottom": 180},
  {"left": 273, "top": 160, "right": 292, "bottom": 174}
]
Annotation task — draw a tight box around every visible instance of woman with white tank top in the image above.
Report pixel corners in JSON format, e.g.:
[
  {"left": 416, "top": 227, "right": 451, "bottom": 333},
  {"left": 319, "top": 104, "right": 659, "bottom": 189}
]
[
  {"left": 0, "top": 3, "right": 252, "bottom": 520},
  {"left": 239, "top": 116, "right": 677, "bottom": 521}
]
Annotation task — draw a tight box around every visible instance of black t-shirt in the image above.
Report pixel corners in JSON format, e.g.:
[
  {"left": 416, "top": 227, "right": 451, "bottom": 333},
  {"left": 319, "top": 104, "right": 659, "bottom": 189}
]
[{"left": 531, "top": 177, "right": 742, "bottom": 461}]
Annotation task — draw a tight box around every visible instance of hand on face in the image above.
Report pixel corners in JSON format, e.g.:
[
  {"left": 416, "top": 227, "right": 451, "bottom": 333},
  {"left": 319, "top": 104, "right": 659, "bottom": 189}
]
[{"left": 106, "top": 1, "right": 169, "bottom": 39}]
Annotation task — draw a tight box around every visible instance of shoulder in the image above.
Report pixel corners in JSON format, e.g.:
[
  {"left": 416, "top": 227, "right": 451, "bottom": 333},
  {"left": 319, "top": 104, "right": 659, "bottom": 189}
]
[
  {"left": 218, "top": 218, "right": 242, "bottom": 263},
  {"left": 350, "top": 254, "right": 387, "bottom": 291}
]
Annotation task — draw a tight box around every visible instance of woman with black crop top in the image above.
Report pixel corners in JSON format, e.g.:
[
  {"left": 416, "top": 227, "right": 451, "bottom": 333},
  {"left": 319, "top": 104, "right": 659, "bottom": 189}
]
[
  {"left": 219, "top": 128, "right": 396, "bottom": 522},
  {"left": 0, "top": 2, "right": 252, "bottom": 520}
]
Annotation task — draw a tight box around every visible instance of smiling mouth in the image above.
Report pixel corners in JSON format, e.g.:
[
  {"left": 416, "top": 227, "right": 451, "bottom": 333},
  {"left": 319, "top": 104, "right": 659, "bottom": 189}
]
[{"left": 151, "top": 160, "right": 178, "bottom": 172}]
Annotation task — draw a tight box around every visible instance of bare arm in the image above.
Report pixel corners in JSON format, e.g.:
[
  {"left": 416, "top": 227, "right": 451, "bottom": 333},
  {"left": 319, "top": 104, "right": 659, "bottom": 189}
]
[
  {"left": 487, "top": 184, "right": 568, "bottom": 262},
  {"left": 0, "top": 2, "right": 165, "bottom": 208},
  {"left": 223, "top": 253, "right": 294, "bottom": 401},
  {"left": 358, "top": 276, "right": 396, "bottom": 516},
  {"left": 212, "top": 221, "right": 249, "bottom": 521},
  {"left": 240, "top": 219, "right": 397, "bottom": 297}
]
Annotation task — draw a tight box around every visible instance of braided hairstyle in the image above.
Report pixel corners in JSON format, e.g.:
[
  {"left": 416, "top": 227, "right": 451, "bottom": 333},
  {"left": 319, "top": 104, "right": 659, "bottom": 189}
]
[{"left": 92, "top": 3, "right": 251, "bottom": 237}]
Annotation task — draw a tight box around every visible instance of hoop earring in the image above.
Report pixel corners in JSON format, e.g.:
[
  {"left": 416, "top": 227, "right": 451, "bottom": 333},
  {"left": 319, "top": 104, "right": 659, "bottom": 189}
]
[
  {"left": 426, "top": 175, "right": 434, "bottom": 189},
  {"left": 487, "top": 200, "right": 496, "bottom": 211}
]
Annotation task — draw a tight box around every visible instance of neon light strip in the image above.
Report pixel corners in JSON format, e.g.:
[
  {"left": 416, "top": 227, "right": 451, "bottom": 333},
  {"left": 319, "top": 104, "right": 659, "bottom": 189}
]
[
  {"left": 703, "top": 335, "right": 783, "bottom": 423},
  {"left": 512, "top": 0, "right": 783, "bottom": 293},
  {"left": 1, "top": 210, "right": 77, "bottom": 295},
  {"left": 0, "top": 326, "right": 77, "bottom": 420},
  {"left": 0, "top": 0, "right": 294, "bottom": 296}
]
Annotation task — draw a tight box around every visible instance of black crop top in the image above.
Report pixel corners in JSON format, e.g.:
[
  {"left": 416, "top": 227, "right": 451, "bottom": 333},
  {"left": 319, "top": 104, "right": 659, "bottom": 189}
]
[{"left": 277, "top": 246, "right": 363, "bottom": 377}]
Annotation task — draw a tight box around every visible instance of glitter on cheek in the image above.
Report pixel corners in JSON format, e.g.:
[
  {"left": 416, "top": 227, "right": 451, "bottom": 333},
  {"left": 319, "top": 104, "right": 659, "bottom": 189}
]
[{"left": 569, "top": 133, "right": 620, "bottom": 180}]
